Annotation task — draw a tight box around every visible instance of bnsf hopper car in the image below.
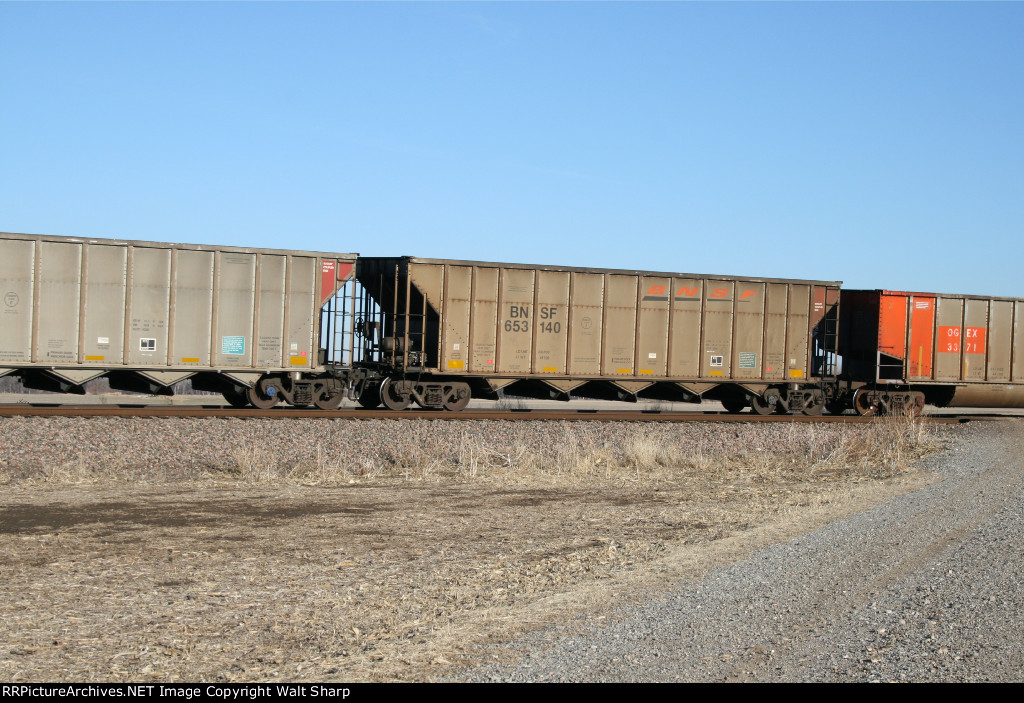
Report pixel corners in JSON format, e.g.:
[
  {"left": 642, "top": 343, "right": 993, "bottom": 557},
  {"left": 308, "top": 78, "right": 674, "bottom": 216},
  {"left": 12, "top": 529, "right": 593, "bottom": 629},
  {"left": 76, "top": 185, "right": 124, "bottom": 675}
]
[
  {"left": 352, "top": 257, "right": 842, "bottom": 414},
  {"left": 0, "top": 232, "right": 358, "bottom": 409}
]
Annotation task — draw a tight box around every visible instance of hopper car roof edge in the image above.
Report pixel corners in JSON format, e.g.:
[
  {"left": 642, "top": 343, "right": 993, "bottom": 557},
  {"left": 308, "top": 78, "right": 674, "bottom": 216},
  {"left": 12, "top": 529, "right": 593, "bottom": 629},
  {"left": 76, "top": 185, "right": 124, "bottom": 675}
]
[
  {"left": 361, "top": 255, "right": 841, "bottom": 287},
  {"left": 1, "top": 231, "right": 357, "bottom": 260},
  {"left": 846, "top": 288, "right": 1024, "bottom": 303}
]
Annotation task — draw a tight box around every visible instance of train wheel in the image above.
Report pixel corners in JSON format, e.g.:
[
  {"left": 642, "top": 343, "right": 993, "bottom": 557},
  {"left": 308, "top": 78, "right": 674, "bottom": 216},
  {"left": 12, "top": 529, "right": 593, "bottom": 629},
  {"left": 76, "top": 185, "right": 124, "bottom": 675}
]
[
  {"left": 750, "top": 392, "right": 778, "bottom": 416},
  {"left": 826, "top": 401, "right": 847, "bottom": 416},
  {"left": 442, "top": 383, "right": 471, "bottom": 411},
  {"left": 247, "top": 385, "right": 280, "bottom": 409},
  {"left": 801, "top": 391, "right": 825, "bottom": 416},
  {"left": 911, "top": 393, "right": 926, "bottom": 416},
  {"left": 223, "top": 388, "right": 250, "bottom": 408},
  {"left": 802, "top": 402, "right": 824, "bottom": 416},
  {"left": 313, "top": 387, "right": 344, "bottom": 410},
  {"left": 853, "top": 390, "right": 878, "bottom": 416},
  {"left": 380, "top": 378, "right": 412, "bottom": 411},
  {"left": 356, "top": 386, "right": 382, "bottom": 409},
  {"left": 720, "top": 398, "right": 746, "bottom": 414}
]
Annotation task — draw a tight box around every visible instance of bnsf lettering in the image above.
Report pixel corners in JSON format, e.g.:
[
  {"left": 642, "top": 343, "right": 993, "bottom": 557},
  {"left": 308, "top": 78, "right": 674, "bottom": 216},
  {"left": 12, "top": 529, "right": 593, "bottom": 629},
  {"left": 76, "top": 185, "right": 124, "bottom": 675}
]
[
  {"left": 539, "top": 306, "right": 560, "bottom": 333},
  {"left": 509, "top": 305, "right": 529, "bottom": 318},
  {"left": 668, "top": 286, "right": 755, "bottom": 300},
  {"left": 646, "top": 285, "right": 667, "bottom": 296}
]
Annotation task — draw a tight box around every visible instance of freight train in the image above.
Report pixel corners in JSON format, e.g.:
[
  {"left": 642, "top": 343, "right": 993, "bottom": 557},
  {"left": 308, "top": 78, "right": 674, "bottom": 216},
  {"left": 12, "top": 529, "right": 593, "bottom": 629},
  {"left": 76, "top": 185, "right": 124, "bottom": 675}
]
[{"left": 3, "top": 231, "right": 1022, "bottom": 414}]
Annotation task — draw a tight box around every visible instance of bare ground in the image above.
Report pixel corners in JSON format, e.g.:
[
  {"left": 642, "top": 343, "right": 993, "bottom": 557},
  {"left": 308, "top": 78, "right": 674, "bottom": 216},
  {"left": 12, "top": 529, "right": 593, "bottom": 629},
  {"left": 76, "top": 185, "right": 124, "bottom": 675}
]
[{"left": 0, "top": 417, "right": 955, "bottom": 682}]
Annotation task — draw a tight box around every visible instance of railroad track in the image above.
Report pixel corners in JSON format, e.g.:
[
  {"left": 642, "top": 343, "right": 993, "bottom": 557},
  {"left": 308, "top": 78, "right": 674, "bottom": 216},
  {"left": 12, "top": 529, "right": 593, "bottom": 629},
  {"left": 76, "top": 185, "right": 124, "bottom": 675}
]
[{"left": 0, "top": 404, "right": 972, "bottom": 423}]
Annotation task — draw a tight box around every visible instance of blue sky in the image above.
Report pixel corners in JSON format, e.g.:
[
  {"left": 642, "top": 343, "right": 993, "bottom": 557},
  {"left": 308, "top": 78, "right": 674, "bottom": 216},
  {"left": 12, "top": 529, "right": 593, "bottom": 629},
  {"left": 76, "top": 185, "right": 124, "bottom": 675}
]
[{"left": 2, "top": 2, "right": 1022, "bottom": 296}]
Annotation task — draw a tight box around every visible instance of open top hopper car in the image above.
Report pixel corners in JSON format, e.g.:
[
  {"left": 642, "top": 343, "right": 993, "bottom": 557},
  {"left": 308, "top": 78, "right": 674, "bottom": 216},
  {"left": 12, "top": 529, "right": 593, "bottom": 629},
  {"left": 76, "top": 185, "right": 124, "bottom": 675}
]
[
  {"left": 837, "top": 289, "right": 1024, "bottom": 414},
  {"left": 350, "top": 257, "right": 842, "bottom": 414},
  {"left": 0, "top": 232, "right": 358, "bottom": 409}
]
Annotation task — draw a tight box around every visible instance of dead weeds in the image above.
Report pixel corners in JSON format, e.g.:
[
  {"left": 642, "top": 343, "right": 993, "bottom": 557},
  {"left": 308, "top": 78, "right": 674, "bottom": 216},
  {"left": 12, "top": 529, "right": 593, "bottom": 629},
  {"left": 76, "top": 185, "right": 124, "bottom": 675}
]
[{"left": 0, "top": 415, "right": 949, "bottom": 682}]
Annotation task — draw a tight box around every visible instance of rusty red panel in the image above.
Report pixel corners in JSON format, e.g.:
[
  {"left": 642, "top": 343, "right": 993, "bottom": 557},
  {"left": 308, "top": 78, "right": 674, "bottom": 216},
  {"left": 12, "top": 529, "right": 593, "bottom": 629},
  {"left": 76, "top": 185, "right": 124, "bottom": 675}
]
[
  {"left": 320, "top": 259, "right": 337, "bottom": 305},
  {"left": 811, "top": 286, "right": 827, "bottom": 327},
  {"left": 320, "top": 260, "right": 355, "bottom": 306},
  {"left": 878, "top": 294, "right": 908, "bottom": 359},
  {"left": 908, "top": 296, "right": 935, "bottom": 378}
]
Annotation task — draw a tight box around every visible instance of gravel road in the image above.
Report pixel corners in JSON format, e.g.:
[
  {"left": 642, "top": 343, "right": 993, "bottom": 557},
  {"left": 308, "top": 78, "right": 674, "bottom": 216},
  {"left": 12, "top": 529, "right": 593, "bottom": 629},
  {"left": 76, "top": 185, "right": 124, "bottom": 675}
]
[{"left": 455, "top": 419, "right": 1024, "bottom": 682}]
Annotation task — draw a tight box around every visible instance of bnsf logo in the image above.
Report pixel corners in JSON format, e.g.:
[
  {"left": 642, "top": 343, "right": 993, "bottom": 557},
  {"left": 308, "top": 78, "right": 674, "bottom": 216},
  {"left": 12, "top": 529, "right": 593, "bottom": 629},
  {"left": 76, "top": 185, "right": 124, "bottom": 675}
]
[{"left": 643, "top": 285, "right": 757, "bottom": 300}]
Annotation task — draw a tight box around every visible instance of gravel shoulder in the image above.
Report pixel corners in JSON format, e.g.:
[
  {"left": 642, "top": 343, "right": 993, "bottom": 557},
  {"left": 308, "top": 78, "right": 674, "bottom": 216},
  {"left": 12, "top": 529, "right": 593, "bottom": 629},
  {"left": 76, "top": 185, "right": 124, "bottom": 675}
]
[{"left": 454, "top": 419, "right": 1024, "bottom": 682}]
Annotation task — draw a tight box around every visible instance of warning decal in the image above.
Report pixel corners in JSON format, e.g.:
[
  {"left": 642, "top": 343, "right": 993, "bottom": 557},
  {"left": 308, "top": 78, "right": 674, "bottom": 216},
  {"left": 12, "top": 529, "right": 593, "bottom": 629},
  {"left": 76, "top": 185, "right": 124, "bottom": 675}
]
[{"left": 222, "top": 336, "right": 245, "bottom": 355}]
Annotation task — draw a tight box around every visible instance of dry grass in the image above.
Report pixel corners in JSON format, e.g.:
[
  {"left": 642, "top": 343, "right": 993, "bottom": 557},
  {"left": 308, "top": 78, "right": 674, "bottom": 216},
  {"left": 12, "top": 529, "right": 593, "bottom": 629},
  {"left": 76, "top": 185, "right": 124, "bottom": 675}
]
[
  {"left": 0, "top": 414, "right": 949, "bottom": 682},
  {"left": 212, "top": 411, "right": 939, "bottom": 489}
]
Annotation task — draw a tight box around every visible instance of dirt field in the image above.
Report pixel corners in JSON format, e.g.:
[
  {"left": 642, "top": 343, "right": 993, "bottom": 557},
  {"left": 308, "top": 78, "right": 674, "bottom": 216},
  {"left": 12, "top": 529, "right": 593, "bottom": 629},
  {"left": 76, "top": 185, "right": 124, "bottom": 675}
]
[{"left": 0, "top": 416, "right": 953, "bottom": 682}]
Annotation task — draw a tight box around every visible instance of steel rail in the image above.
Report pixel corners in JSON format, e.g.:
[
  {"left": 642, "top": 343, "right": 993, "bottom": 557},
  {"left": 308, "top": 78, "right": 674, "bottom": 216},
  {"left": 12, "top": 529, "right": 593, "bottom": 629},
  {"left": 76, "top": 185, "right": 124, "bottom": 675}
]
[{"left": 0, "top": 404, "right": 970, "bottom": 423}]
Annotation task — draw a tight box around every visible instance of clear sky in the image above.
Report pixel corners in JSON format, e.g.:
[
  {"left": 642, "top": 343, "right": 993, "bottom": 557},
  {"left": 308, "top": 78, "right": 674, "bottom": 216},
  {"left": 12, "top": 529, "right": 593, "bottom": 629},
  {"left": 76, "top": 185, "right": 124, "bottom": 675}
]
[{"left": 2, "top": 1, "right": 1022, "bottom": 297}]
